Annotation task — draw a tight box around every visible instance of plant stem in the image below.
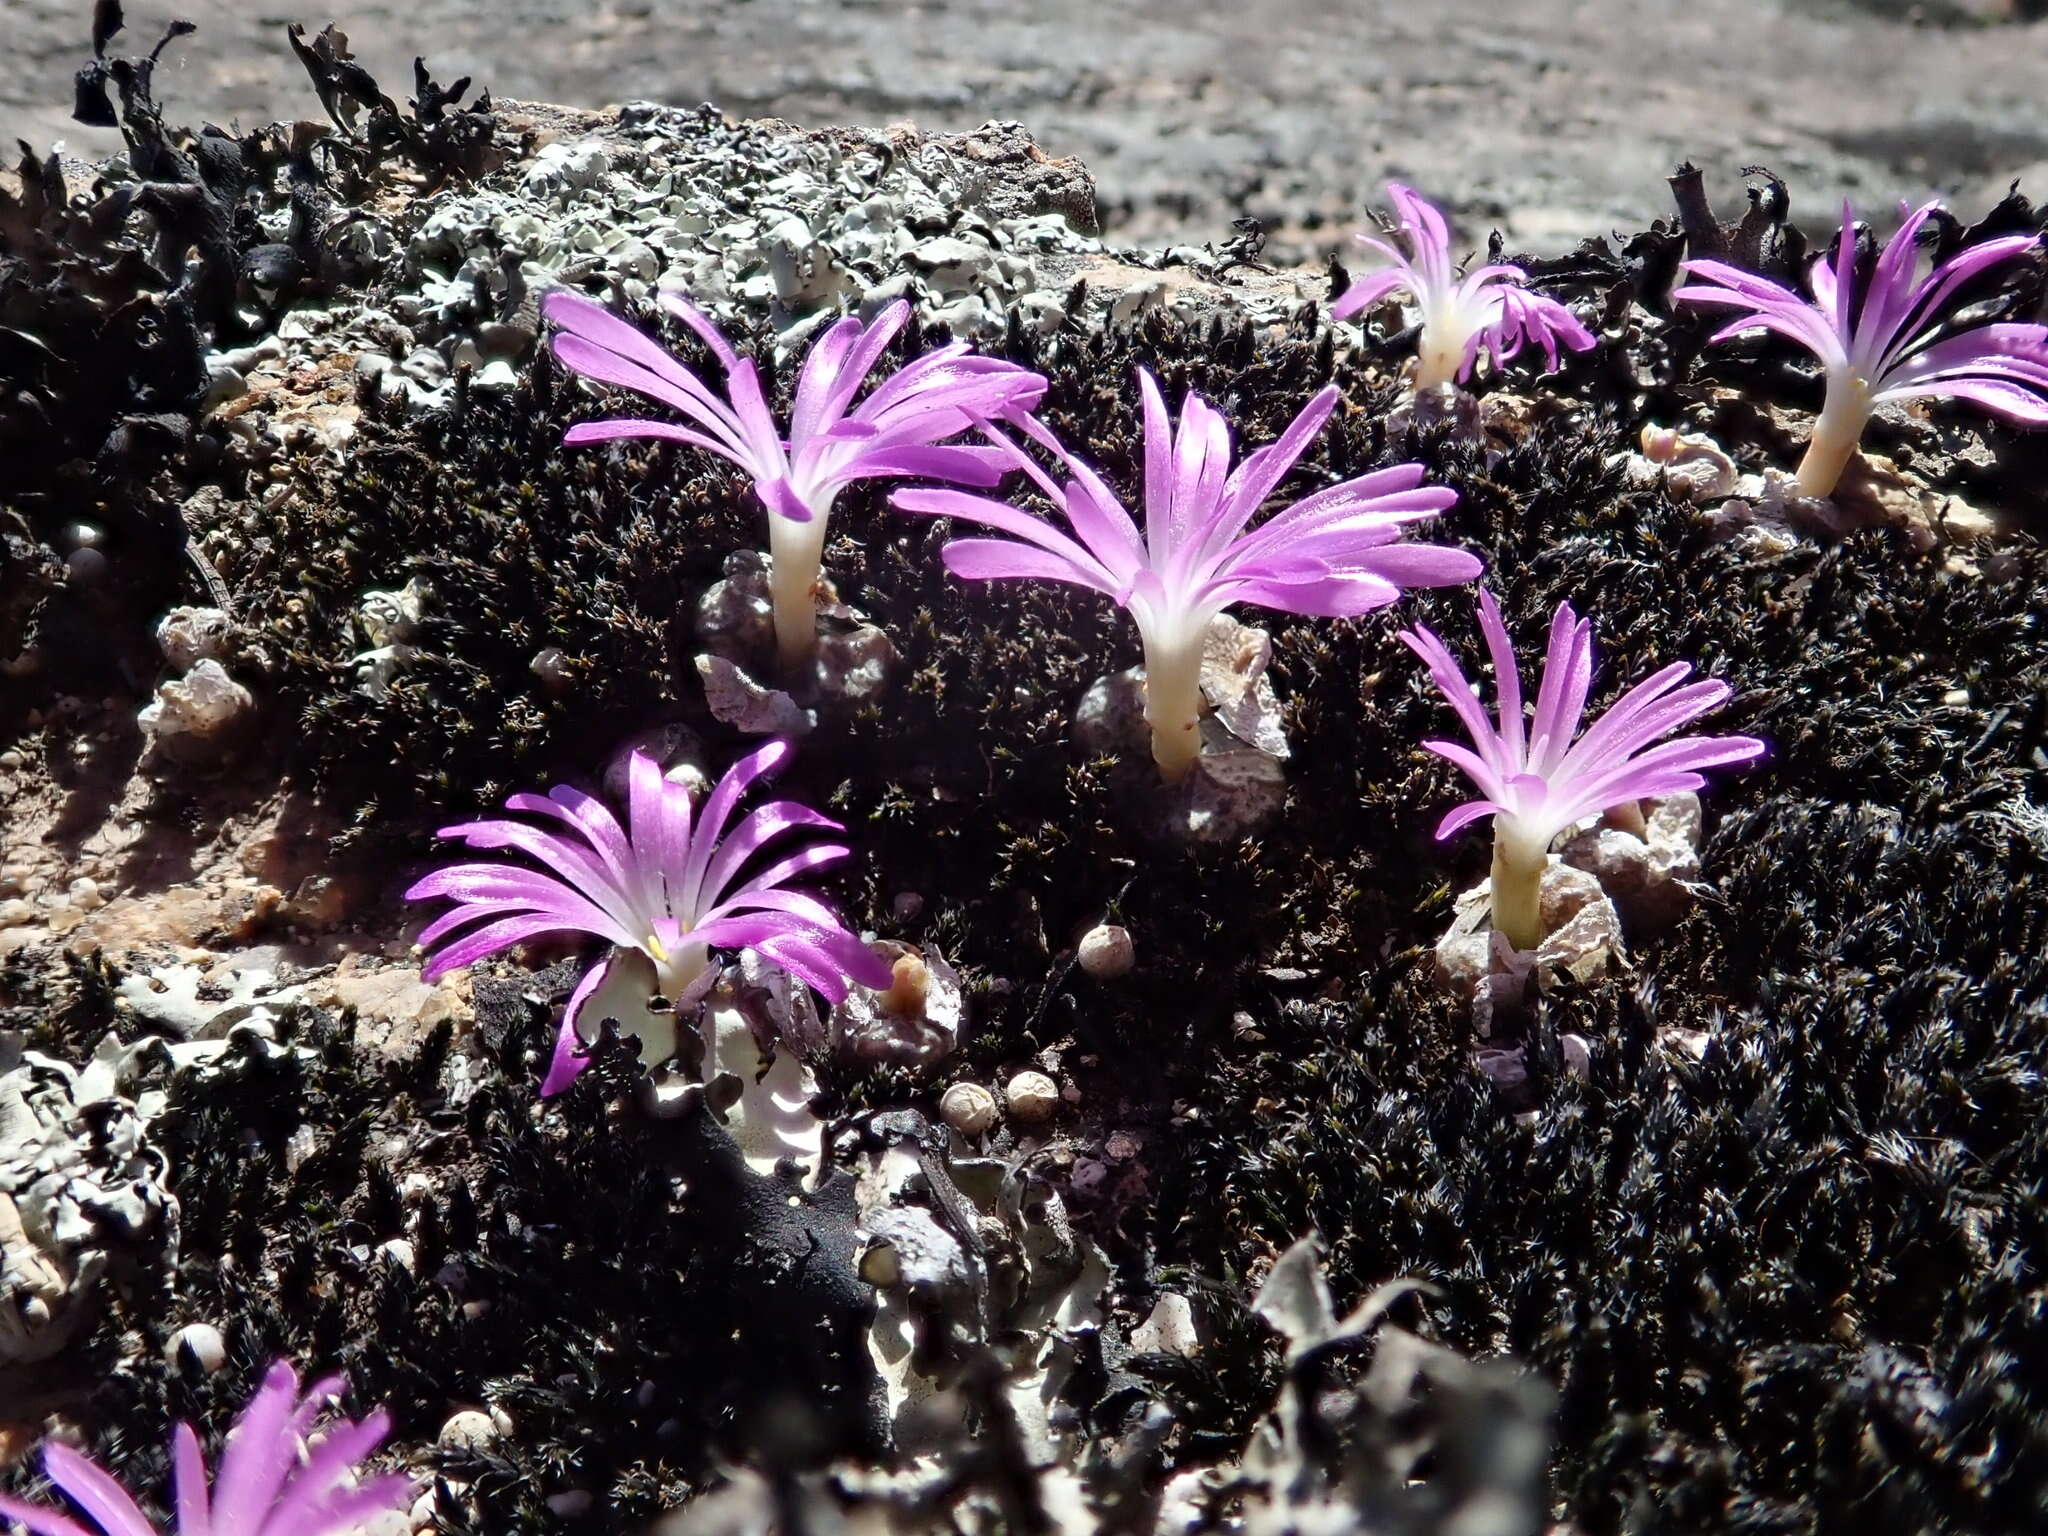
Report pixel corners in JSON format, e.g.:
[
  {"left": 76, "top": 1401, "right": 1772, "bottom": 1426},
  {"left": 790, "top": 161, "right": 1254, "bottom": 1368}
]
[
  {"left": 1414, "top": 315, "right": 1465, "bottom": 393},
  {"left": 1794, "top": 369, "right": 1872, "bottom": 500},
  {"left": 1489, "top": 821, "right": 1549, "bottom": 953},
  {"left": 1142, "top": 628, "right": 1206, "bottom": 785},
  {"left": 768, "top": 513, "right": 830, "bottom": 672}
]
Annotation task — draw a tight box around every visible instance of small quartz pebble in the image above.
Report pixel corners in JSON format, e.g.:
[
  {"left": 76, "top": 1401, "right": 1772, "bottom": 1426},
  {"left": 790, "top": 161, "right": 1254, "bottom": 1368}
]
[
  {"left": 164, "top": 1322, "right": 227, "bottom": 1373},
  {"left": 1076, "top": 923, "right": 1134, "bottom": 979},
  {"left": 940, "top": 1081, "right": 998, "bottom": 1136},
  {"left": 438, "top": 1410, "right": 500, "bottom": 1451},
  {"left": 1005, "top": 1070, "right": 1059, "bottom": 1124}
]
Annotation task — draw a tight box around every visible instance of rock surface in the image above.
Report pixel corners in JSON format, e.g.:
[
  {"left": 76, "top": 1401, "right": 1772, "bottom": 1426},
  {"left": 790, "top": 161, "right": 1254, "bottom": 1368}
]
[{"left": 6, "top": 0, "right": 2043, "bottom": 260}]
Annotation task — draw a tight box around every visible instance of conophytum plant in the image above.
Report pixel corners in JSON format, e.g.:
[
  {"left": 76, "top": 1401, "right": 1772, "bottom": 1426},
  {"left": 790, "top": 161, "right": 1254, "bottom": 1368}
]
[
  {"left": 893, "top": 371, "right": 1481, "bottom": 782},
  {"left": 546, "top": 291, "right": 1046, "bottom": 669},
  {"left": 1400, "top": 590, "right": 1765, "bottom": 952},
  {"left": 1332, "top": 183, "right": 1595, "bottom": 393},
  {"left": 1675, "top": 199, "right": 2048, "bottom": 499}
]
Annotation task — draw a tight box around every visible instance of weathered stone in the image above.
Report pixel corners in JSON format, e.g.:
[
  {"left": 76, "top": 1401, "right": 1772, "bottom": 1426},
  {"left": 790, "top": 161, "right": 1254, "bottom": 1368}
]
[
  {"left": 1435, "top": 858, "right": 1624, "bottom": 1008},
  {"left": 1076, "top": 924, "right": 1134, "bottom": 979},
  {"left": 1560, "top": 792, "right": 1706, "bottom": 934},
  {"left": 137, "top": 660, "right": 256, "bottom": 767},
  {"left": 1005, "top": 1070, "right": 1060, "bottom": 1124}
]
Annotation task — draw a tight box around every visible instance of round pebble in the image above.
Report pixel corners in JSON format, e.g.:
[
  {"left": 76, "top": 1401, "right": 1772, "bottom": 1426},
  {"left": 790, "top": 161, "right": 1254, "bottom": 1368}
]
[
  {"left": 438, "top": 1410, "right": 499, "bottom": 1451},
  {"left": 940, "top": 1081, "right": 999, "bottom": 1136},
  {"left": 164, "top": 1322, "right": 227, "bottom": 1373},
  {"left": 377, "top": 1238, "right": 416, "bottom": 1274},
  {"left": 1076, "top": 923, "right": 1134, "bottom": 979},
  {"left": 1005, "top": 1070, "right": 1060, "bottom": 1124}
]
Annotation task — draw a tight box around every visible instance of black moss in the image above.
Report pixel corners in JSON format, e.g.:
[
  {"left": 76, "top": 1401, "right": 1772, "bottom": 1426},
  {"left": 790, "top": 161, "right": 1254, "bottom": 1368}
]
[{"left": 4, "top": 961, "right": 883, "bottom": 1531}]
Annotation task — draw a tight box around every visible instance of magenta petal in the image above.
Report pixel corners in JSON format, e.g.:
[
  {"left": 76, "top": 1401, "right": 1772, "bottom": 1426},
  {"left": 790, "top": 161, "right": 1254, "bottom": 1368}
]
[
  {"left": 1227, "top": 572, "right": 1402, "bottom": 618},
  {"left": 207, "top": 1361, "right": 302, "bottom": 1530},
  {"left": 1882, "top": 375, "right": 2048, "bottom": 425},
  {"left": 1434, "top": 799, "right": 1499, "bottom": 841},
  {"left": 279, "top": 1413, "right": 391, "bottom": 1517},
  {"left": 1331, "top": 268, "right": 1413, "bottom": 320},
  {"left": 1353, "top": 543, "right": 1484, "bottom": 587},
  {"left": 757, "top": 475, "right": 816, "bottom": 523},
  {"left": 0, "top": 1491, "right": 97, "bottom": 1536},
  {"left": 1406, "top": 591, "right": 1765, "bottom": 849},
  {"left": 421, "top": 913, "right": 579, "bottom": 982},
  {"left": 693, "top": 801, "right": 844, "bottom": 909},
  {"left": 942, "top": 538, "right": 1103, "bottom": 587},
  {"left": 172, "top": 1422, "right": 211, "bottom": 1534},
  {"left": 836, "top": 444, "right": 1010, "bottom": 486},
  {"left": 562, "top": 418, "right": 739, "bottom": 459},
  {"left": 540, "top": 955, "right": 615, "bottom": 1096},
  {"left": 35, "top": 1447, "right": 157, "bottom": 1536},
  {"left": 790, "top": 313, "right": 866, "bottom": 444}
]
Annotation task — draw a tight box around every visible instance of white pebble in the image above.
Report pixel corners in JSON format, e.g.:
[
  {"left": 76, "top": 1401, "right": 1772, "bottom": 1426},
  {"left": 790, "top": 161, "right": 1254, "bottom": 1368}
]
[
  {"left": 1076, "top": 923, "right": 1134, "bottom": 979},
  {"left": 164, "top": 1322, "right": 227, "bottom": 1373},
  {"left": 1005, "top": 1071, "right": 1059, "bottom": 1125},
  {"left": 940, "top": 1081, "right": 998, "bottom": 1136},
  {"left": 438, "top": 1410, "right": 499, "bottom": 1451},
  {"left": 377, "top": 1239, "right": 416, "bottom": 1274}
]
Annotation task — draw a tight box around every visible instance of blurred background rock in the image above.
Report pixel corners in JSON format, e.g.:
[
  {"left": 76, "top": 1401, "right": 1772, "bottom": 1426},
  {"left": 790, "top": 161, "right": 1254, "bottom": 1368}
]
[{"left": 4, "top": 0, "right": 2046, "bottom": 257}]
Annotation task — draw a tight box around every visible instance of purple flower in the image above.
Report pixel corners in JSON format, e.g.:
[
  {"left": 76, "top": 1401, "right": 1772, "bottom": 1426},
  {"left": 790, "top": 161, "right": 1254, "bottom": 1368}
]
[
  {"left": 892, "top": 370, "right": 1481, "bottom": 782},
  {"left": 544, "top": 291, "right": 1046, "bottom": 669},
  {"left": 0, "top": 1360, "right": 412, "bottom": 1536},
  {"left": 1399, "top": 589, "right": 1764, "bottom": 951},
  {"left": 1673, "top": 199, "right": 2048, "bottom": 498},
  {"left": 1331, "top": 183, "right": 1596, "bottom": 392},
  {"left": 405, "top": 740, "right": 890, "bottom": 1095}
]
